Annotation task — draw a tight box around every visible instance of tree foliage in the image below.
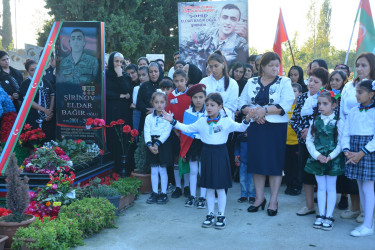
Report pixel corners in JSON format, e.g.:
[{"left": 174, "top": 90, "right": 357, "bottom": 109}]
[
  {"left": 37, "top": 0, "right": 206, "bottom": 67},
  {"left": 2, "top": 0, "right": 13, "bottom": 50}
]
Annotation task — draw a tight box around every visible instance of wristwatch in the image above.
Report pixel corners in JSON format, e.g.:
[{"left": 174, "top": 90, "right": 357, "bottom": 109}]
[{"left": 265, "top": 107, "right": 268, "bottom": 114}]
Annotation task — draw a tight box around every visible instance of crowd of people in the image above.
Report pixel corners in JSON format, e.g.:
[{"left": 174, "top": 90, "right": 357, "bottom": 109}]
[{"left": 0, "top": 47, "right": 374, "bottom": 237}]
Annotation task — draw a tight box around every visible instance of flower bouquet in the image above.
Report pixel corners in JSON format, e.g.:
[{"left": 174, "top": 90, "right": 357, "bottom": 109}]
[
  {"left": 19, "top": 124, "right": 46, "bottom": 149},
  {"left": 22, "top": 146, "right": 73, "bottom": 174}
]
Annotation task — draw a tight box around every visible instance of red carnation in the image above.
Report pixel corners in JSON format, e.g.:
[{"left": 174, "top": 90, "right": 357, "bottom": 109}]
[
  {"left": 116, "top": 119, "right": 125, "bottom": 125},
  {"left": 122, "top": 125, "right": 131, "bottom": 133},
  {"left": 130, "top": 129, "right": 139, "bottom": 137},
  {"left": 29, "top": 134, "right": 38, "bottom": 140},
  {"left": 24, "top": 124, "right": 32, "bottom": 130},
  {"left": 99, "top": 149, "right": 104, "bottom": 155},
  {"left": 110, "top": 121, "right": 117, "bottom": 127},
  {"left": 86, "top": 118, "right": 94, "bottom": 126}
]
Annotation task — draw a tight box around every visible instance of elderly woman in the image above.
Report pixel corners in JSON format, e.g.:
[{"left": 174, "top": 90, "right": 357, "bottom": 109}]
[
  {"left": 106, "top": 51, "right": 132, "bottom": 174},
  {"left": 238, "top": 52, "right": 294, "bottom": 216}
]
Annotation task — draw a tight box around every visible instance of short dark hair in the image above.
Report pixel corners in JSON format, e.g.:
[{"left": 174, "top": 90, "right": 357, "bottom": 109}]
[
  {"left": 173, "top": 51, "right": 179, "bottom": 57},
  {"left": 311, "top": 59, "right": 328, "bottom": 70},
  {"left": 125, "top": 64, "right": 138, "bottom": 72},
  {"left": 173, "top": 69, "right": 187, "bottom": 80},
  {"left": 137, "top": 57, "right": 149, "bottom": 65},
  {"left": 220, "top": 4, "right": 241, "bottom": 20},
  {"left": 24, "top": 59, "right": 37, "bottom": 71},
  {"left": 259, "top": 52, "right": 280, "bottom": 76},
  {"left": 71, "top": 29, "right": 85, "bottom": 38},
  {"left": 159, "top": 78, "right": 174, "bottom": 89},
  {"left": 310, "top": 67, "right": 329, "bottom": 86},
  {"left": 124, "top": 57, "right": 131, "bottom": 61},
  {"left": 248, "top": 55, "right": 257, "bottom": 62},
  {"left": 0, "top": 50, "right": 8, "bottom": 59},
  {"left": 175, "top": 60, "right": 186, "bottom": 67},
  {"left": 138, "top": 66, "right": 148, "bottom": 72},
  {"left": 292, "top": 83, "right": 302, "bottom": 93},
  {"left": 155, "top": 59, "right": 165, "bottom": 65}
]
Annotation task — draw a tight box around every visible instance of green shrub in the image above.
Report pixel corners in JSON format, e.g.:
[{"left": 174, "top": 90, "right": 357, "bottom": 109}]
[
  {"left": 111, "top": 177, "right": 142, "bottom": 196},
  {"left": 58, "top": 197, "right": 117, "bottom": 237},
  {"left": 12, "top": 216, "right": 83, "bottom": 249},
  {"left": 134, "top": 132, "right": 150, "bottom": 174},
  {"left": 91, "top": 185, "right": 120, "bottom": 198}
]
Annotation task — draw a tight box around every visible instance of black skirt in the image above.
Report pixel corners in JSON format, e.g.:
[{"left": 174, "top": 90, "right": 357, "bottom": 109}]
[
  {"left": 186, "top": 139, "right": 202, "bottom": 162},
  {"left": 247, "top": 122, "right": 288, "bottom": 176},
  {"left": 200, "top": 143, "right": 232, "bottom": 189},
  {"left": 146, "top": 135, "right": 173, "bottom": 167}
]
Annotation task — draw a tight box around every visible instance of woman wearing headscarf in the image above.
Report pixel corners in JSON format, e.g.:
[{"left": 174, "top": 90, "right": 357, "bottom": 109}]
[
  {"left": 183, "top": 63, "right": 203, "bottom": 87},
  {"left": 136, "top": 62, "right": 163, "bottom": 133},
  {"left": 106, "top": 51, "right": 132, "bottom": 174}
]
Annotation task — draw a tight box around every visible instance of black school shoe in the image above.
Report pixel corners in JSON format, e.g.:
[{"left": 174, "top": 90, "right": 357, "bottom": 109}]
[
  {"left": 171, "top": 187, "right": 182, "bottom": 198},
  {"left": 289, "top": 188, "right": 301, "bottom": 196},
  {"left": 184, "top": 186, "right": 190, "bottom": 197},
  {"left": 157, "top": 193, "right": 168, "bottom": 204},
  {"left": 237, "top": 197, "right": 248, "bottom": 203},
  {"left": 146, "top": 192, "right": 159, "bottom": 204},
  {"left": 202, "top": 214, "right": 215, "bottom": 228},
  {"left": 215, "top": 216, "right": 226, "bottom": 229}
]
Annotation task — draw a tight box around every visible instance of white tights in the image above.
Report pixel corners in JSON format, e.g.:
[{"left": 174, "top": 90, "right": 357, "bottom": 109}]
[
  {"left": 151, "top": 166, "right": 168, "bottom": 194},
  {"left": 174, "top": 165, "right": 189, "bottom": 188},
  {"left": 206, "top": 189, "right": 226, "bottom": 216},
  {"left": 357, "top": 180, "right": 375, "bottom": 228},
  {"left": 315, "top": 175, "right": 337, "bottom": 218},
  {"left": 189, "top": 161, "right": 206, "bottom": 198}
]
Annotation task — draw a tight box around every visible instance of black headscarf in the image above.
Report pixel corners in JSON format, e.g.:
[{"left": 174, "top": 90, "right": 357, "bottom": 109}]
[
  {"left": 148, "top": 62, "right": 163, "bottom": 85},
  {"left": 187, "top": 63, "right": 203, "bottom": 85}
]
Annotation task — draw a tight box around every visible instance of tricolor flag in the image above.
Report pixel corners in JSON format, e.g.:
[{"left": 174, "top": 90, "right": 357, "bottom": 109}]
[
  {"left": 273, "top": 8, "right": 289, "bottom": 76},
  {"left": 356, "top": 0, "right": 375, "bottom": 55}
]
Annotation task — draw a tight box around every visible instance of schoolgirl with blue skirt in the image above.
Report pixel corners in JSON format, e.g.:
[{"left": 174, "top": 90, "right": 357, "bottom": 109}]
[
  {"left": 342, "top": 80, "right": 375, "bottom": 237},
  {"left": 163, "top": 92, "right": 250, "bottom": 229}
]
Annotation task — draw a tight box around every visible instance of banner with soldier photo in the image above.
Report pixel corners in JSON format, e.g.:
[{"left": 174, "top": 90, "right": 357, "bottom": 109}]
[
  {"left": 55, "top": 22, "right": 105, "bottom": 148},
  {"left": 178, "top": 1, "right": 248, "bottom": 76}
]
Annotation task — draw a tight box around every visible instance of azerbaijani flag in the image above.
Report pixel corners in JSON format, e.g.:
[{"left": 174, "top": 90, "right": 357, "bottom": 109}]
[{"left": 356, "top": 0, "right": 375, "bottom": 55}]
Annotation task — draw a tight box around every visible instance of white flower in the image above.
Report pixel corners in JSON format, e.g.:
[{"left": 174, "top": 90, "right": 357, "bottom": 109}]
[
  {"left": 26, "top": 163, "right": 32, "bottom": 167},
  {"left": 372, "top": 80, "right": 375, "bottom": 91},
  {"left": 67, "top": 161, "right": 73, "bottom": 167},
  {"left": 66, "top": 189, "right": 76, "bottom": 199}
]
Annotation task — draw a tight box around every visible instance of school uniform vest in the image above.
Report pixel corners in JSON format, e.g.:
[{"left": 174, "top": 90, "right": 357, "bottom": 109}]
[{"left": 305, "top": 116, "right": 345, "bottom": 176}]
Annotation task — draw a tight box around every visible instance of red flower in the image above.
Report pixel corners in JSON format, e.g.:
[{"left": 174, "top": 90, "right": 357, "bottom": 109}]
[
  {"left": 64, "top": 166, "right": 70, "bottom": 172},
  {"left": 86, "top": 118, "right": 94, "bottom": 126},
  {"left": 29, "top": 134, "right": 38, "bottom": 140},
  {"left": 24, "top": 124, "right": 32, "bottom": 130},
  {"left": 130, "top": 129, "right": 139, "bottom": 137},
  {"left": 109, "top": 121, "right": 117, "bottom": 127},
  {"left": 97, "top": 119, "right": 105, "bottom": 127},
  {"left": 122, "top": 125, "right": 131, "bottom": 133},
  {"left": 99, "top": 149, "right": 104, "bottom": 155},
  {"left": 116, "top": 119, "right": 125, "bottom": 125}
]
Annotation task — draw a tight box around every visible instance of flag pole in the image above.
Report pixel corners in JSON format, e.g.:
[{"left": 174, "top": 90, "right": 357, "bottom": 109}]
[
  {"left": 280, "top": 8, "right": 295, "bottom": 66},
  {"left": 287, "top": 40, "right": 296, "bottom": 66},
  {"left": 345, "top": 0, "right": 361, "bottom": 64}
]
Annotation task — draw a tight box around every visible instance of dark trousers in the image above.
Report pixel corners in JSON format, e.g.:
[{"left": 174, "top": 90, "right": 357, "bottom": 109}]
[{"left": 284, "top": 144, "right": 300, "bottom": 189}]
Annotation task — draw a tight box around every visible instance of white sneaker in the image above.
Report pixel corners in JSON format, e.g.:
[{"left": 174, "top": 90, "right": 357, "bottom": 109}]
[
  {"left": 350, "top": 225, "right": 374, "bottom": 237},
  {"left": 356, "top": 212, "right": 365, "bottom": 223},
  {"left": 355, "top": 224, "right": 365, "bottom": 231},
  {"left": 340, "top": 210, "right": 360, "bottom": 219},
  {"left": 322, "top": 217, "right": 334, "bottom": 231}
]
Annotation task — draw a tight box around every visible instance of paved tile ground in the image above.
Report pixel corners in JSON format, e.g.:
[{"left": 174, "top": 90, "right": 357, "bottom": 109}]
[{"left": 76, "top": 183, "right": 374, "bottom": 250}]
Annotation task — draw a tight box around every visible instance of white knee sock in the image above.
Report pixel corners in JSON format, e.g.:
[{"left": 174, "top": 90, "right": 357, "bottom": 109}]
[
  {"left": 206, "top": 189, "right": 215, "bottom": 215},
  {"left": 189, "top": 161, "right": 199, "bottom": 197},
  {"left": 217, "top": 189, "right": 227, "bottom": 216},
  {"left": 174, "top": 164, "right": 181, "bottom": 188},
  {"left": 198, "top": 163, "right": 206, "bottom": 198},
  {"left": 183, "top": 173, "right": 190, "bottom": 187},
  {"left": 151, "top": 166, "right": 159, "bottom": 193},
  {"left": 315, "top": 175, "right": 327, "bottom": 216},
  {"left": 159, "top": 167, "right": 168, "bottom": 194},
  {"left": 326, "top": 176, "right": 337, "bottom": 218},
  {"left": 360, "top": 180, "right": 375, "bottom": 228},
  {"left": 357, "top": 180, "right": 366, "bottom": 214}
]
